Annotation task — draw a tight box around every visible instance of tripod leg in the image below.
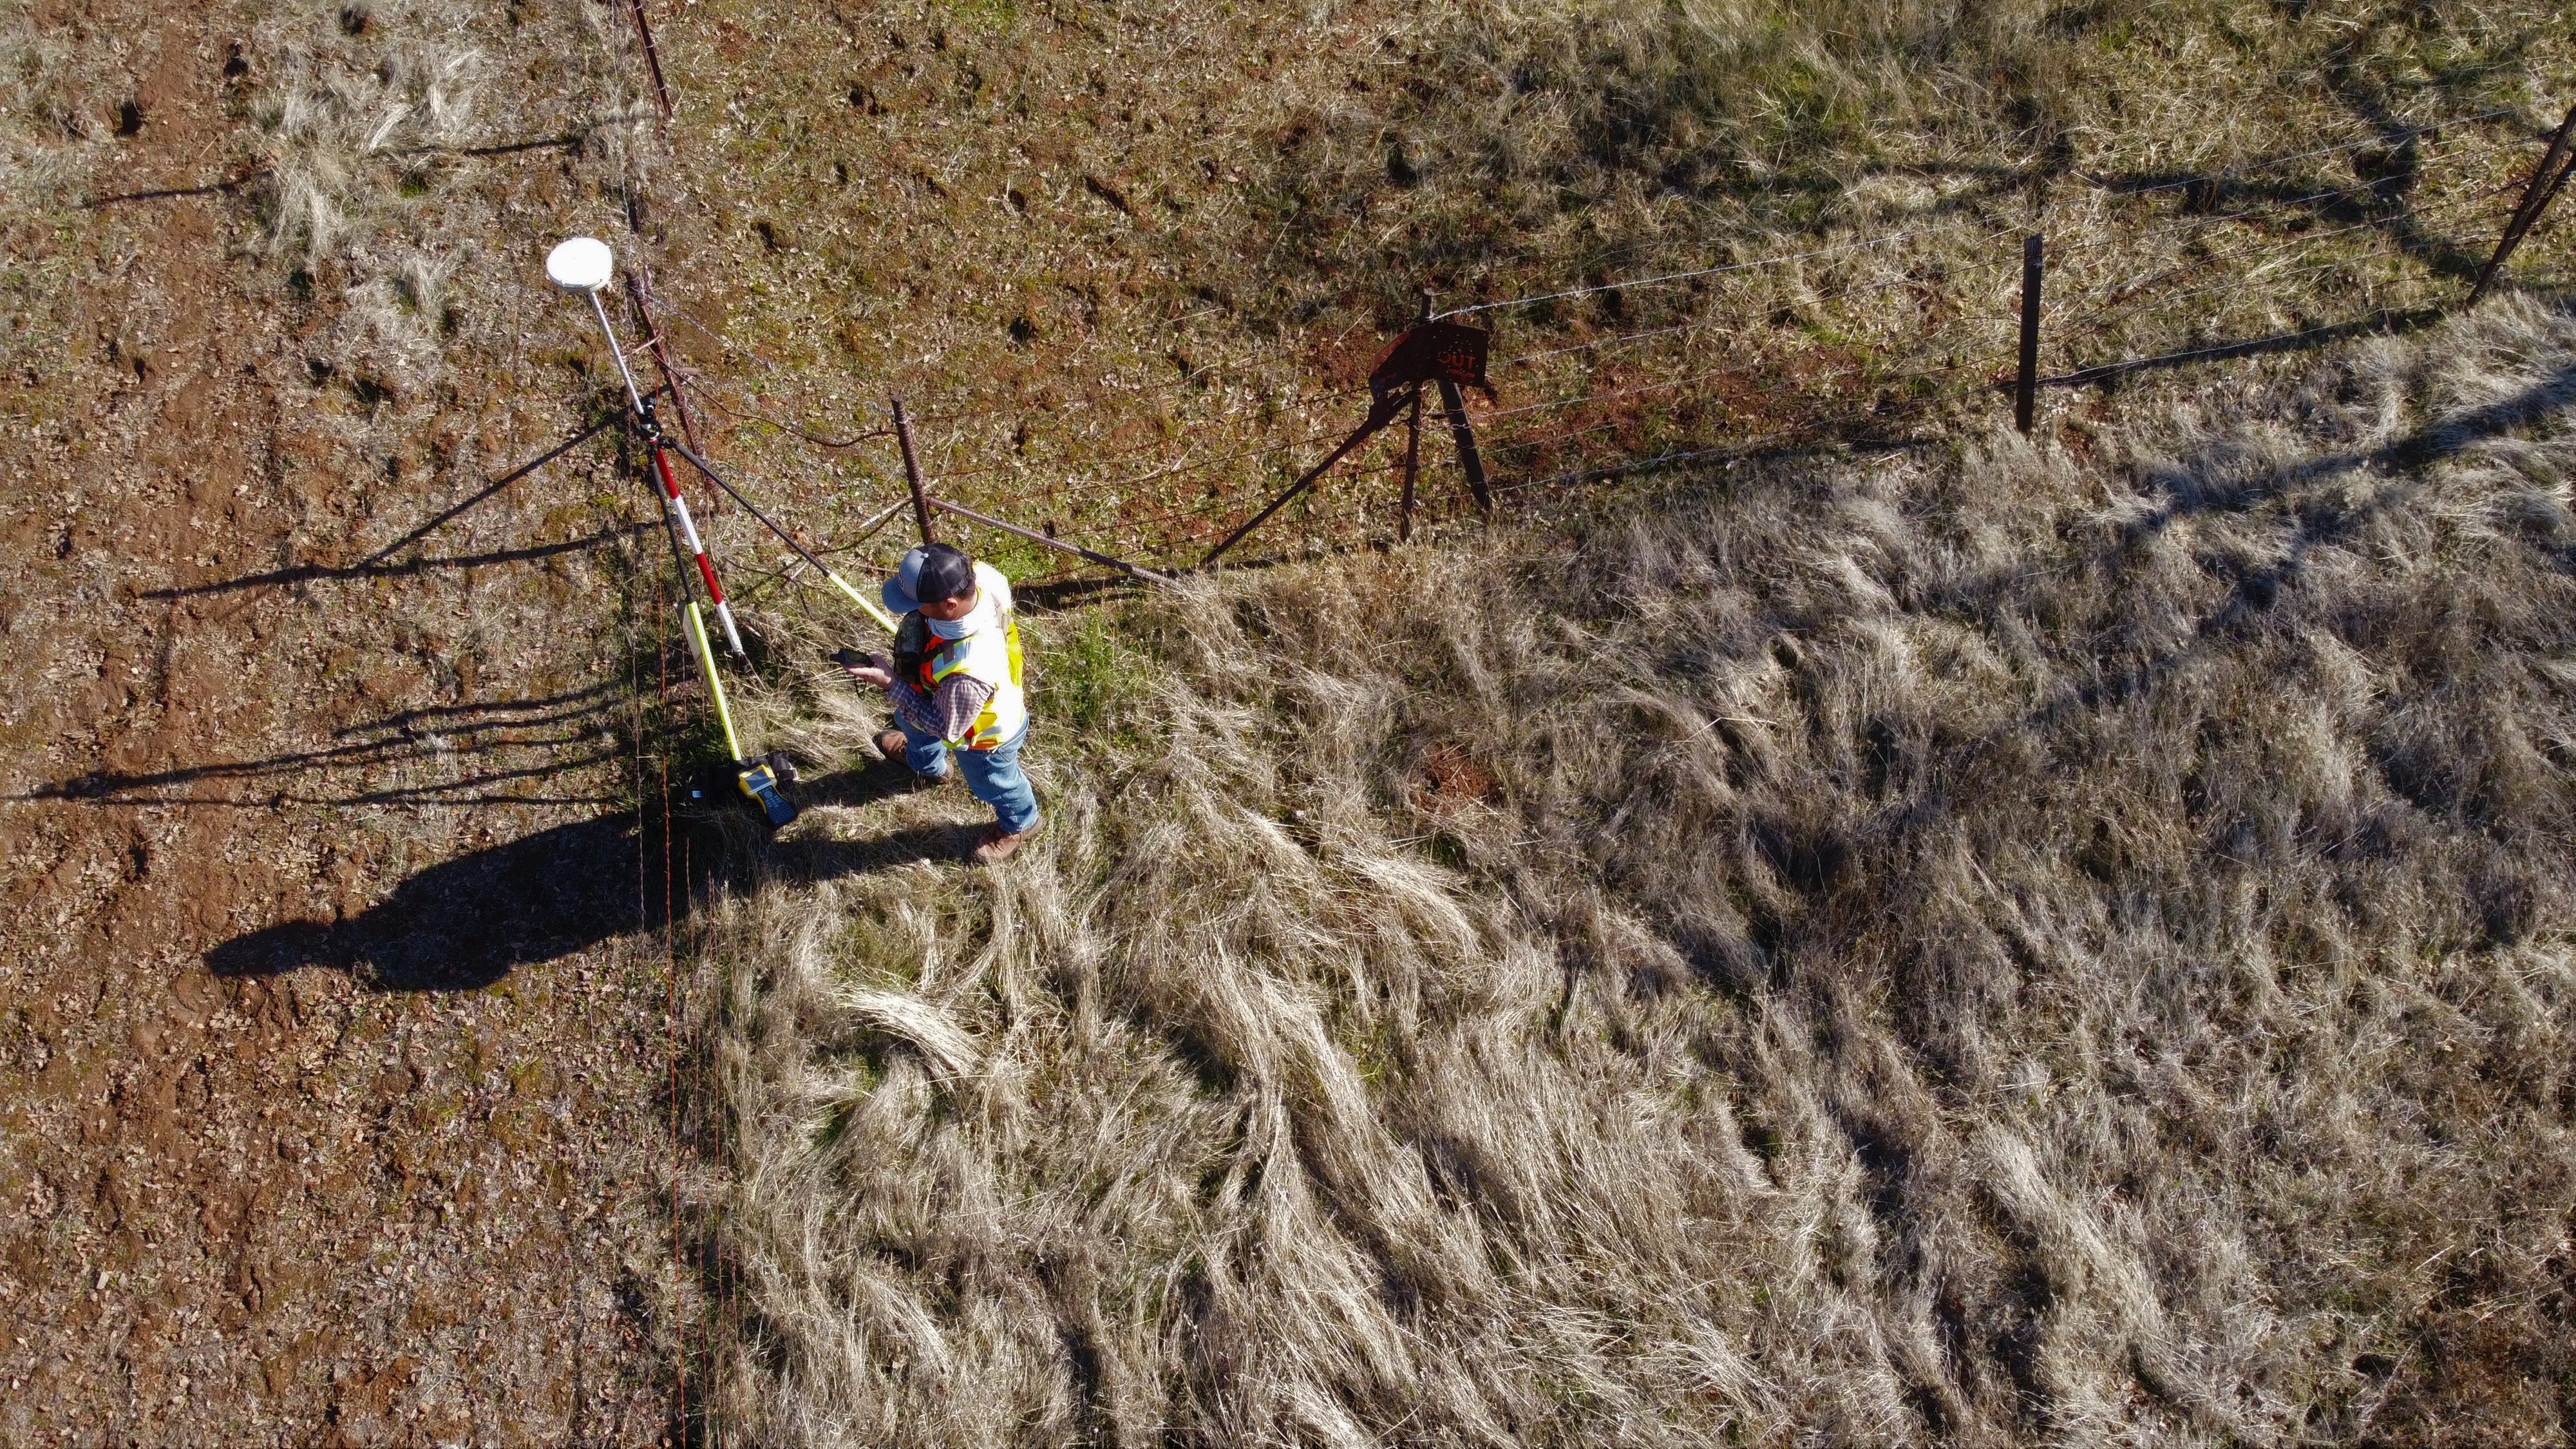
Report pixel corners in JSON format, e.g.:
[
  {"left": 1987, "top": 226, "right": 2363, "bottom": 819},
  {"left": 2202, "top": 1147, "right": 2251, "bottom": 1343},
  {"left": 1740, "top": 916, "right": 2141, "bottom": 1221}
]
[{"left": 1437, "top": 379, "right": 1493, "bottom": 516}]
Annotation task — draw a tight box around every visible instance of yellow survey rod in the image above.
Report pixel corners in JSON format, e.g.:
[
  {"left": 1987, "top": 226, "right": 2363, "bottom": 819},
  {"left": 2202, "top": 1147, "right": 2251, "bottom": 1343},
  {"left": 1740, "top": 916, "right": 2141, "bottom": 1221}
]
[
  {"left": 684, "top": 602, "right": 745, "bottom": 760},
  {"left": 683, "top": 601, "right": 798, "bottom": 826},
  {"left": 826, "top": 571, "right": 902, "bottom": 633}
]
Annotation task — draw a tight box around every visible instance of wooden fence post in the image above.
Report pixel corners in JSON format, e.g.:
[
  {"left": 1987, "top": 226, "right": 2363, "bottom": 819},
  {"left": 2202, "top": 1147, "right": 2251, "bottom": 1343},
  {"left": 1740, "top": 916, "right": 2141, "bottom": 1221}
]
[
  {"left": 890, "top": 396, "right": 935, "bottom": 545},
  {"left": 2471, "top": 103, "right": 2576, "bottom": 306},
  {"left": 2016, "top": 234, "right": 2044, "bottom": 435}
]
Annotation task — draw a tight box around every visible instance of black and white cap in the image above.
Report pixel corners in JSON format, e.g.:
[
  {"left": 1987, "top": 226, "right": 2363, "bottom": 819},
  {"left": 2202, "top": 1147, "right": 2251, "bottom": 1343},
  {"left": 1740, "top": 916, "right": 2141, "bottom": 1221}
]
[{"left": 881, "top": 543, "right": 976, "bottom": 614}]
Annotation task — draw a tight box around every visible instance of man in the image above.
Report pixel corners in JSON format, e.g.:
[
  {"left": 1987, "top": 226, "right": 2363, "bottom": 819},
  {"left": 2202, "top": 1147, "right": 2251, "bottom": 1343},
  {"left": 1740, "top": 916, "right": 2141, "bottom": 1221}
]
[{"left": 842, "top": 542, "right": 1043, "bottom": 864}]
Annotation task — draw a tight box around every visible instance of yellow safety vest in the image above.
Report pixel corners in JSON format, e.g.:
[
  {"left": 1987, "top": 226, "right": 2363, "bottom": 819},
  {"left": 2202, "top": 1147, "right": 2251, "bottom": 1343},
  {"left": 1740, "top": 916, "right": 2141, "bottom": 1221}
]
[{"left": 915, "top": 562, "right": 1027, "bottom": 749}]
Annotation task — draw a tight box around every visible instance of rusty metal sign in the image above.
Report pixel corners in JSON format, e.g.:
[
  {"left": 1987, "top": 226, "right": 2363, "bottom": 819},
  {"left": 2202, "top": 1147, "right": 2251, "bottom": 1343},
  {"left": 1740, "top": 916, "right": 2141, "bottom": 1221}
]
[{"left": 1369, "top": 321, "right": 1493, "bottom": 404}]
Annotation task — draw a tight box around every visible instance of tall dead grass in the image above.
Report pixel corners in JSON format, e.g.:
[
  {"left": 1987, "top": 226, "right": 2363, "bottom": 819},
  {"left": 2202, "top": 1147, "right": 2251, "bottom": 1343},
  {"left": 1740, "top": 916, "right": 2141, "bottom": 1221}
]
[{"left": 683, "top": 295, "right": 2576, "bottom": 1444}]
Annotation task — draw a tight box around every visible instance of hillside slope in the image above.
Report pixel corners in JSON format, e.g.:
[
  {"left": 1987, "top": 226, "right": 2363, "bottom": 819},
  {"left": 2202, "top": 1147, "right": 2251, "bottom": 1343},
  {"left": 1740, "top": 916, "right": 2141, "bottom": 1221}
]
[{"left": 699, "top": 296, "right": 2576, "bottom": 1446}]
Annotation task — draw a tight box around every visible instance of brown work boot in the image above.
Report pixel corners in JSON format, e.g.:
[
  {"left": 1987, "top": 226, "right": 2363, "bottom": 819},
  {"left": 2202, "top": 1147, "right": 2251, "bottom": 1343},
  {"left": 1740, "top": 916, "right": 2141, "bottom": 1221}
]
[
  {"left": 873, "top": 728, "right": 910, "bottom": 762},
  {"left": 968, "top": 818, "right": 1045, "bottom": 865}
]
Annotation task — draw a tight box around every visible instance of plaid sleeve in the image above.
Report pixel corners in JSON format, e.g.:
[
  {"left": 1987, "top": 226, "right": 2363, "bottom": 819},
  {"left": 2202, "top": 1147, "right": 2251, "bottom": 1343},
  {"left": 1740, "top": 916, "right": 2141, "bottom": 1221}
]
[
  {"left": 886, "top": 678, "right": 941, "bottom": 737},
  {"left": 933, "top": 675, "right": 996, "bottom": 742},
  {"left": 889, "top": 676, "right": 995, "bottom": 744}
]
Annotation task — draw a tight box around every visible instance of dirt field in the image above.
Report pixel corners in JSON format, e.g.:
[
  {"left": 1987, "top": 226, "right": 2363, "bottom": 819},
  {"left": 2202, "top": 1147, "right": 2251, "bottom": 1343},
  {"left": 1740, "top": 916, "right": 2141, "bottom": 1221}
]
[{"left": 0, "top": 1, "right": 683, "bottom": 1440}]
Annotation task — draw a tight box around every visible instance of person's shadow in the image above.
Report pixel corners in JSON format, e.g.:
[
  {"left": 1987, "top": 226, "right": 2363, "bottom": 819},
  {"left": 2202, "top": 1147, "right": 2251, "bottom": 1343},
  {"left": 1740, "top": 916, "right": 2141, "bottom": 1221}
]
[
  {"left": 204, "top": 764, "right": 971, "bottom": 991},
  {"left": 205, "top": 815, "right": 668, "bottom": 990}
]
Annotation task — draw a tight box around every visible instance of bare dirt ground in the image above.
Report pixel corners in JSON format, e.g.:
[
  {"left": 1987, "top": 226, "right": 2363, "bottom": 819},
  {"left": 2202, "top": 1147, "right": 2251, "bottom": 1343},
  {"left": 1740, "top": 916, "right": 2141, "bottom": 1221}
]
[
  {"left": 0, "top": 1, "right": 685, "bottom": 1441},
  {"left": 4, "top": 0, "right": 2573, "bottom": 1441}
]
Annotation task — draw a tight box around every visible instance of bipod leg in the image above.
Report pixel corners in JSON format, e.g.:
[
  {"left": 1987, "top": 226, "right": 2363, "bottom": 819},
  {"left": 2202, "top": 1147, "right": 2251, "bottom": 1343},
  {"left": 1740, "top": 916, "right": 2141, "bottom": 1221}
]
[
  {"left": 1202, "top": 397, "right": 1403, "bottom": 568},
  {"left": 662, "top": 437, "right": 900, "bottom": 631},
  {"left": 1435, "top": 379, "right": 1493, "bottom": 517},
  {"left": 626, "top": 414, "right": 701, "bottom": 611},
  {"left": 927, "top": 497, "right": 1179, "bottom": 587},
  {"left": 1399, "top": 384, "right": 1422, "bottom": 544}
]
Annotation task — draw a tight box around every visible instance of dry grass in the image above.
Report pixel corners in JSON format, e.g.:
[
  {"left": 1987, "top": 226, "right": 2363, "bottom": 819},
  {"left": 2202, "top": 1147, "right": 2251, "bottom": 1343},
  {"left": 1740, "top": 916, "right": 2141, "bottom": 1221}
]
[
  {"left": 644, "top": 0, "right": 2575, "bottom": 573},
  {"left": 683, "top": 293, "right": 2576, "bottom": 1445}
]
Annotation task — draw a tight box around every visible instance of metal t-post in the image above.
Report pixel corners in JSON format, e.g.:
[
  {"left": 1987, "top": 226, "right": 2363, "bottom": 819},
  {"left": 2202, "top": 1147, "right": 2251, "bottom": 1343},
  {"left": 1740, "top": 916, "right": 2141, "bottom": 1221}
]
[
  {"left": 891, "top": 396, "right": 936, "bottom": 545},
  {"left": 2015, "top": 234, "right": 2044, "bottom": 435},
  {"left": 1399, "top": 383, "right": 1423, "bottom": 543},
  {"left": 1435, "top": 379, "right": 1492, "bottom": 516},
  {"left": 2471, "top": 104, "right": 2576, "bottom": 306}
]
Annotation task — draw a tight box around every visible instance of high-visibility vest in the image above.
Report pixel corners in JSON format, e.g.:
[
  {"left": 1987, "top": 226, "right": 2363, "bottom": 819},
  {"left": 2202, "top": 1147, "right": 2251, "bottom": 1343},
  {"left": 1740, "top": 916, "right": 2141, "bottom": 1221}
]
[{"left": 914, "top": 562, "right": 1027, "bottom": 749}]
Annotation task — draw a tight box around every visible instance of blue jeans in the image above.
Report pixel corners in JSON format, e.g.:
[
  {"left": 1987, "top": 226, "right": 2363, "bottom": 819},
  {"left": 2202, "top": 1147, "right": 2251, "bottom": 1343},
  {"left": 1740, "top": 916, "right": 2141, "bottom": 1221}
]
[{"left": 899, "top": 717, "right": 1040, "bottom": 834}]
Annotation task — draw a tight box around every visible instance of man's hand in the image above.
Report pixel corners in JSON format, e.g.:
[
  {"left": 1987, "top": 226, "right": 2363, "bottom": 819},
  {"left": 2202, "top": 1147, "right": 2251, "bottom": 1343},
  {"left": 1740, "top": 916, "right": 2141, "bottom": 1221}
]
[{"left": 834, "top": 648, "right": 893, "bottom": 688}]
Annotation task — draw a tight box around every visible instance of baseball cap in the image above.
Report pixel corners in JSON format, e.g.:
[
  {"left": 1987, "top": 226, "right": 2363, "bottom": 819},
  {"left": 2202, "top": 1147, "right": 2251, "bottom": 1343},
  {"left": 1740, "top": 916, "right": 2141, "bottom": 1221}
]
[{"left": 881, "top": 543, "right": 975, "bottom": 614}]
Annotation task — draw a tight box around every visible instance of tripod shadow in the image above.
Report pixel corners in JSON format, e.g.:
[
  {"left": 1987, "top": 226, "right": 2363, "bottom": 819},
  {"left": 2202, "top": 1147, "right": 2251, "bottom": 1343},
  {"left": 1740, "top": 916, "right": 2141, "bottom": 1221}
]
[
  {"left": 203, "top": 761, "right": 983, "bottom": 991},
  {"left": 23, "top": 685, "right": 629, "bottom": 810}
]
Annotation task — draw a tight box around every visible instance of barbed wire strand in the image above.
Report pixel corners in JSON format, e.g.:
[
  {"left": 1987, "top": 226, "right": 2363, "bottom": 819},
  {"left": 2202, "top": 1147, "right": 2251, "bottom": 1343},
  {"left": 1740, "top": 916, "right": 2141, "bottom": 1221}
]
[
  {"left": 2098, "top": 106, "right": 2517, "bottom": 201},
  {"left": 1496, "top": 267, "right": 2018, "bottom": 372},
  {"left": 660, "top": 111, "right": 2554, "bottom": 584},
  {"left": 1495, "top": 374, "right": 1996, "bottom": 498},
  {"left": 2060, "top": 193, "right": 2517, "bottom": 343},
  {"left": 1485, "top": 176, "right": 2514, "bottom": 402},
  {"left": 2048, "top": 132, "right": 2520, "bottom": 259},
  {"left": 1447, "top": 115, "right": 2523, "bottom": 324}
]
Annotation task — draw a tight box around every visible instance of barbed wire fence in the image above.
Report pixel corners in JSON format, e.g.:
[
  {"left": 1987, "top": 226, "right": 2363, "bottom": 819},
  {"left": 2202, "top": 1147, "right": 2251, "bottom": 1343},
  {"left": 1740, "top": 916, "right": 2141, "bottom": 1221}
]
[
  {"left": 569, "top": 8, "right": 2576, "bottom": 1436},
  {"left": 610, "top": 102, "right": 2575, "bottom": 611}
]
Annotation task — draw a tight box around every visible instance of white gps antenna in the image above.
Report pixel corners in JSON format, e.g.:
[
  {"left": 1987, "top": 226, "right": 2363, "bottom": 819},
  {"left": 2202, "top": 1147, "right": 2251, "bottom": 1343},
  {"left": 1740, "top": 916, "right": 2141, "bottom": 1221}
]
[
  {"left": 545, "top": 236, "right": 649, "bottom": 419},
  {"left": 545, "top": 236, "right": 747, "bottom": 658}
]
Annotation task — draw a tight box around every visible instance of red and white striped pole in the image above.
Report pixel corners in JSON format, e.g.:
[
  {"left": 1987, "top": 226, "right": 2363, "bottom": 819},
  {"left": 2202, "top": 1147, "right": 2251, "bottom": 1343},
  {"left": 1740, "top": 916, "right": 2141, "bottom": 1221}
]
[
  {"left": 547, "top": 236, "right": 746, "bottom": 658},
  {"left": 640, "top": 396, "right": 744, "bottom": 656}
]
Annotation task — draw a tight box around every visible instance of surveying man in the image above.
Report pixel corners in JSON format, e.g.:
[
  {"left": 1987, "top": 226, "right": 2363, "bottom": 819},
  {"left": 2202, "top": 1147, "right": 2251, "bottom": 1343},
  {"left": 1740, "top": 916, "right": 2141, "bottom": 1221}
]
[{"left": 841, "top": 542, "right": 1043, "bottom": 864}]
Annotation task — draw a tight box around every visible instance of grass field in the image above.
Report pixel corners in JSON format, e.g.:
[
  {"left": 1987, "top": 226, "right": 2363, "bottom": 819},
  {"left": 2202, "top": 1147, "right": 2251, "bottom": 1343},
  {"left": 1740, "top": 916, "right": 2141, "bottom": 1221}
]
[
  {"left": 688, "top": 290, "right": 2576, "bottom": 1444},
  {"left": 6, "top": 0, "right": 2573, "bottom": 1439},
  {"left": 621, "top": 2, "right": 2576, "bottom": 1444}
]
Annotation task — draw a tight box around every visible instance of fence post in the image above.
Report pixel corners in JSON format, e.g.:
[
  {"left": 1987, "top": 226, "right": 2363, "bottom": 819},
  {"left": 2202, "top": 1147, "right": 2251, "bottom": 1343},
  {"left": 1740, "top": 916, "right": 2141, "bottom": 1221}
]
[
  {"left": 623, "top": 269, "right": 703, "bottom": 455},
  {"left": 2015, "top": 233, "right": 2043, "bottom": 435},
  {"left": 622, "top": 0, "right": 674, "bottom": 120},
  {"left": 2471, "top": 103, "right": 2576, "bottom": 306},
  {"left": 1402, "top": 288, "right": 1432, "bottom": 542},
  {"left": 890, "top": 396, "right": 936, "bottom": 545}
]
